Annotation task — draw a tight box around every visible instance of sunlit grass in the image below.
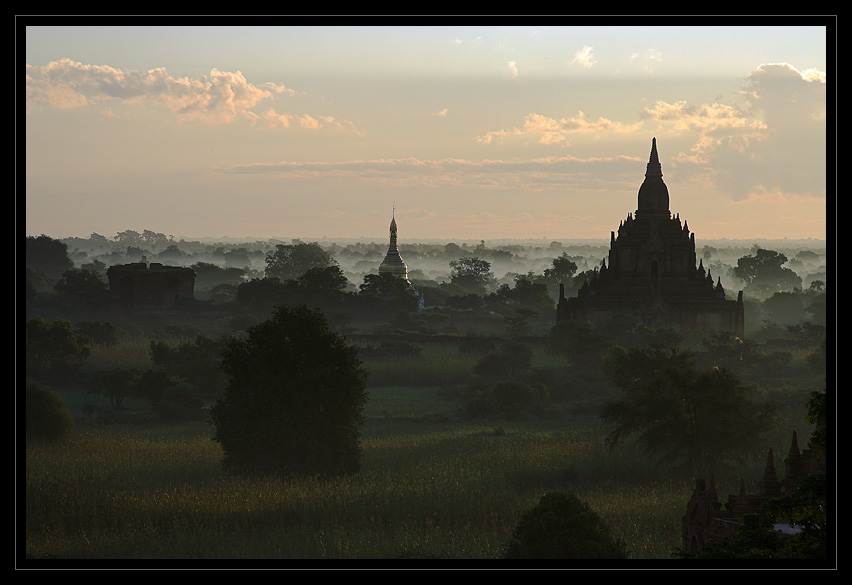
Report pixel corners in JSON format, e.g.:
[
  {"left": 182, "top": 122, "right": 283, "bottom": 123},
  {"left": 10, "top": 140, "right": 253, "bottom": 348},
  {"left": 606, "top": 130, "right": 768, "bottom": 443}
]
[
  {"left": 25, "top": 413, "right": 702, "bottom": 560},
  {"left": 85, "top": 338, "right": 153, "bottom": 371}
]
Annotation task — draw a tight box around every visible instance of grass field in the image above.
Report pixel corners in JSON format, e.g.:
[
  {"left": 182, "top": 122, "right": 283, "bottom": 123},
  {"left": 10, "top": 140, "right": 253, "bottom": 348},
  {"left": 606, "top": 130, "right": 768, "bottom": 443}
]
[{"left": 23, "top": 338, "right": 819, "bottom": 563}]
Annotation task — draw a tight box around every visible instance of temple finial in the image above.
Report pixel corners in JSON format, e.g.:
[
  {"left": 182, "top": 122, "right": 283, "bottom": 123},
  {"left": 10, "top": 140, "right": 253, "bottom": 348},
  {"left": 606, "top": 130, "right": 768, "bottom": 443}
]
[{"left": 646, "top": 137, "right": 662, "bottom": 178}]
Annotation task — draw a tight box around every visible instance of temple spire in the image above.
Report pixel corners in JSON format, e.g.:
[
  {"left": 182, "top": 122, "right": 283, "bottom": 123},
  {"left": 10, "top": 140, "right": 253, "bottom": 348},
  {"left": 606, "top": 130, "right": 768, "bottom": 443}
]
[
  {"left": 378, "top": 206, "right": 408, "bottom": 280},
  {"left": 636, "top": 137, "right": 670, "bottom": 219},
  {"left": 646, "top": 137, "right": 662, "bottom": 178}
]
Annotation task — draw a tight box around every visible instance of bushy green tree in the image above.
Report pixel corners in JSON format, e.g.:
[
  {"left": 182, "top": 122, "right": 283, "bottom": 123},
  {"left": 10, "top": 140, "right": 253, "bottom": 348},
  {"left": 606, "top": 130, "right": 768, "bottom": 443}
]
[
  {"left": 53, "top": 268, "right": 107, "bottom": 299},
  {"left": 26, "top": 317, "right": 91, "bottom": 375},
  {"left": 26, "top": 379, "right": 75, "bottom": 442},
  {"left": 25, "top": 234, "right": 74, "bottom": 281},
  {"left": 85, "top": 367, "right": 140, "bottom": 409},
  {"left": 264, "top": 242, "right": 334, "bottom": 281},
  {"left": 449, "top": 256, "right": 494, "bottom": 295},
  {"left": 149, "top": 335, "right": 227, "bottom": 399},
  {"left": 734, "top": 248, "right": 802, "bottom": 296},
  {"left": 502, "top": 492, "right": 628, "bottom": 559},
  {"left": 601, "top": 346, "right": 777, "bottom": 476},
  {"left": 210, "top": 305, "right": 368, "bottom": 476}
]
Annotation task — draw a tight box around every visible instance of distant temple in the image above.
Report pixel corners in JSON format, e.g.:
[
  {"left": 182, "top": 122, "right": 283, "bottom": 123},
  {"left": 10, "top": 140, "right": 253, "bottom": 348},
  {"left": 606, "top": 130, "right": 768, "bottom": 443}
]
[
  {"left": 556, "top": 138, "right": 744, "bottom": 337},
  {"left": 377, "top": 208, "right": 425, "bottom": 310},
  {"left": 378, "top": 207, "right": 410, "bottom": 281},
  {"left": 107, "top": 262, "right": 195, "bottom": 310},
  {"left": 681, "top": 430, "right": 826, "bottom": 553}
]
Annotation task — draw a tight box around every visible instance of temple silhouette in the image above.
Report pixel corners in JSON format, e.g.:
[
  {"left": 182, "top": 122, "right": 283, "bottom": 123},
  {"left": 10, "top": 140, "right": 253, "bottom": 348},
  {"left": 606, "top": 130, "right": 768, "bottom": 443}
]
[
  {"left": 378, "top": 206, "right": 410, "bottom": 282},
  {"left": 556, "top": 138, "right": 744, "bottom": 337},
  {"left": 681, "top": 430, "right": 826, "bottom": 553},
  {"left": 377, "top": 208, "right": 425, "bottom": 310},
  {"left": 107, "top": 262, "right": 195, "bottom": 310}
]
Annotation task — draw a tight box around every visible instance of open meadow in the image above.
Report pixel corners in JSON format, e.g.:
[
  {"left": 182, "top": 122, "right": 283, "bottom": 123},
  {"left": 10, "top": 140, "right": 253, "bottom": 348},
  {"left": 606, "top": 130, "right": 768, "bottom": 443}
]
[{"left": 24, "top": 338, "right": 818, "bottom": 562}]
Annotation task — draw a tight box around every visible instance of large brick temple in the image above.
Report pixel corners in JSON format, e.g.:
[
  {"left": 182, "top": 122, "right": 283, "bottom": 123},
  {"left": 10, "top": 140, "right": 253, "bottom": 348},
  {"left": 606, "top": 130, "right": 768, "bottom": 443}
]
[{"left": 556, "top": 138, "right": 744, "bottom": 337}]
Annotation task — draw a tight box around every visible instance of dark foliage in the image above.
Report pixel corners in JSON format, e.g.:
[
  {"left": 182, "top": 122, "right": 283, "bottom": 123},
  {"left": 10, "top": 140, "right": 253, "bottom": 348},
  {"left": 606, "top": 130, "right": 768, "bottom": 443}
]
[
  {"left": 210, "top": 305, "right": 368, "bottom": 476},
  {"left": 26, "top": 379, "right": 75, "bottom": 442},
  {"left": 502, "top": 491, "right": 628, "bottom": 559},
  {"left": 600, "top": 345, "right": 777, "bottom": 476}
]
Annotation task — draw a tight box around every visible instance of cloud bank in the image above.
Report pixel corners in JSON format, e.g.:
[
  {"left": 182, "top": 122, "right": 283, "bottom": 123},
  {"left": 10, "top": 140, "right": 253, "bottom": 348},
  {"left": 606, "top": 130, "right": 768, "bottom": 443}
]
[{"left": 25, "top": 58, "right": 358, "bottom": 132}]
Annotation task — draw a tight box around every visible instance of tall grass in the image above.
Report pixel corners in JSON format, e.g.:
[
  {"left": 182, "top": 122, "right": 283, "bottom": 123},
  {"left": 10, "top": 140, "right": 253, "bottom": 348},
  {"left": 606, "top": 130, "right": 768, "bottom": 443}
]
[
  {"left": 25, "top": 337, "right": 818, "bottom": 562},
  {"left": 24, "top": 409, "right": 695, "bottom": 561},
  {"left": 359, "top": 344, "right": 474, "bottom": 388}
]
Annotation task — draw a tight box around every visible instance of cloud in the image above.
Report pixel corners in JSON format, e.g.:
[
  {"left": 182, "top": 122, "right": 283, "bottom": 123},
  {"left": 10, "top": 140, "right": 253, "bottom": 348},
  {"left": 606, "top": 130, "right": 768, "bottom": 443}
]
[
  {"left": 630, "top": 49, "right": 663, "bottom": 73},
  {"left": 432, "top": 108, "right": 448, "bottom": 117},
  {"left": 508, "top": 60, "right": 519, "bottom": 78},
  {"left": 216, "top": 154, "right": 641, "bottom": 193},
  {"left": 667, "top": 62, "right": 827, "bottom": 202},
  {"left": 478, "top": 111, "right": 644, "bottom": 145},
  {"left": 571, "top": 46, "right": 596, "bottom": 69},
  {"left": 25, "top": 59, "right": 360, "bottom": 132}
]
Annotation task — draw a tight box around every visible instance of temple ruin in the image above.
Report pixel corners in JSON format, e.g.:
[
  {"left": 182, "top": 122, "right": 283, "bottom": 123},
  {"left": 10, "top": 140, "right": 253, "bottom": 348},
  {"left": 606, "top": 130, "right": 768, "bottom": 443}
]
[{"left": 107, "top": 262, "right": 195, "bottom": 310}]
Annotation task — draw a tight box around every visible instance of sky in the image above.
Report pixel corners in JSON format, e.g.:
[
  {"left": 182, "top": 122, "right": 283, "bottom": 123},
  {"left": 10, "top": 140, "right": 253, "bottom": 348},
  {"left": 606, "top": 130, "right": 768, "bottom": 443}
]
[{"left": 23, "top": 21, "right": 831, "bottom": 243}]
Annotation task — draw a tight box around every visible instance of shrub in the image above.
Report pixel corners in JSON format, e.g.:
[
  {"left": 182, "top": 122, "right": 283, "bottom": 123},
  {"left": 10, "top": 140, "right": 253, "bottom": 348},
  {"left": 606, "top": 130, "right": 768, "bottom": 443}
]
[
  {"left": 26, "top": 379, "right": 75, "bottom": 442},
  {"left": 502, "top": 491, "right": 628, "bottom": 559}
]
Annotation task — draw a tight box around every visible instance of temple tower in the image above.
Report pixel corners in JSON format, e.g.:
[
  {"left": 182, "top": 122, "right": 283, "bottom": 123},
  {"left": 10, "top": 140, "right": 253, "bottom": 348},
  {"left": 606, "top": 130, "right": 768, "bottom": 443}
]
[
  {"left": 556, "top": 138, "right": 744, "bottom": 336},
  {"left": 378, "top": 206, "right": 409, "bottom": 280}
]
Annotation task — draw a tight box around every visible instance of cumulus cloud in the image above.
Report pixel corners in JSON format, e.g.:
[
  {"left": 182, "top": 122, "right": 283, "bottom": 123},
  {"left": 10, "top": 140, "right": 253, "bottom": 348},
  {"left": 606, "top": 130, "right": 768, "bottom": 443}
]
[
  {"left": 571, "top": 46, "right": 596, "bottom": 69},
  {"left": 25, "top": 58, "right": 359, "bottom": 132},
  {"left": 660, "top": 62, "right": 827, "bottom": 202},
  {"left": 478, "top": 111, "right": 644, "bottom": 145}
]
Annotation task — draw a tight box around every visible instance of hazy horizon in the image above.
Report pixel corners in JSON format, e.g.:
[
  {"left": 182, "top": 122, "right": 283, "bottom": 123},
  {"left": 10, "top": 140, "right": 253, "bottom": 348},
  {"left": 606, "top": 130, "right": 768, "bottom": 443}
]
[{"left": 24, "top": 22, "right": 830, "bottom": 243}]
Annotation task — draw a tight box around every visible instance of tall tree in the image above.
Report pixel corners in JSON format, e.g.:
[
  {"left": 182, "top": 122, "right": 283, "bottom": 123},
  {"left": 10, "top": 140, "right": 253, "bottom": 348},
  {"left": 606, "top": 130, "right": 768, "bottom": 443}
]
[
  {"left": 25, "top": 235, "right": 74, "bottom": 281},
  {"left": 210, "top": 305, "right": 368, "bottom": 476},
  {"left": 600, "top": 346, "right": 776, "bottom": 476},
  {"left": 449, "top": 256, "right": 494, "bottom": 295},
  {"left": 25, "top": 317, "right": 91, "bottom": 375},
  {"left": 733, "top": 248, "right": 802, "bottom": 295},
  {"left": 264, "top": 242, "right": 335, "bottom": 281}
]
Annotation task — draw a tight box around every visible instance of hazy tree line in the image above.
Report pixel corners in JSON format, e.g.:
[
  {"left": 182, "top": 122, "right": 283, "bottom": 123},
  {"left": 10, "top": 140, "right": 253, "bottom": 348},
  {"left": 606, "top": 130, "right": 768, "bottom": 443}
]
[
  {"left": 24, "top": 230, "right": 829, "bottom": 558},
  {"left": 25, "top": 230, "right": 827, "bottom": 437}
]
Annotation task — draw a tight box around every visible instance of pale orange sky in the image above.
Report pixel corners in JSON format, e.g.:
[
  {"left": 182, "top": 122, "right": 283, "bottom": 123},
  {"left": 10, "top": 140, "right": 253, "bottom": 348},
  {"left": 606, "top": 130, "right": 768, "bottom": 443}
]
[{"left": 24, "top": 23, "right": 830, "bottom": 242}]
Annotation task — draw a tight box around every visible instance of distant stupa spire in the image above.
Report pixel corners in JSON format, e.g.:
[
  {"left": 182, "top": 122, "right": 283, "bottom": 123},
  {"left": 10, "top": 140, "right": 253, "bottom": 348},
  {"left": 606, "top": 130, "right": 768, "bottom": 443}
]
[{"left": 378, "top": 205, "right": 408, "bottom": 280}]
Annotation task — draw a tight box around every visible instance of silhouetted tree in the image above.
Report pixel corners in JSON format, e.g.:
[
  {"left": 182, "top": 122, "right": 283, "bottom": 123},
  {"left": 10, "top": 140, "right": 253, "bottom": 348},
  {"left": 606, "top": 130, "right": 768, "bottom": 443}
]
[
  {"left": 734, "top": 248, "right": 802, "bottom": 296},
  {"left": 600, "top": 346, "right": 777, "bottom": 477},
  {"left": 25, "top": 317, "right": 91, "bottom": 376},
  {"left": 502, "top": 492, "right": 628, "bottom": 559},
  {"left": 26, "top": 379, "right": 75, "bottom": 443},
  {"left": 85, "top": 367, "right": 139, "bottom": 409},
  {"left": 264, "top": 242, "right": 335, "bottom": 281},
  {"left": 26, "top": 235, "right": 74, "bottom": 282},
  {"left": 149, "top": 335, "right": 227, "bottom": 399},
  {"left": 449, "top": 256, "right": 494, "bottom": 295},
  {"left": 235, "top": 277, "right": 291, "bottom": 314},
  {"left": 210, "top": 305, "right": 368, "bottom": 476},
  {"left": 53, "top": 268, "right": 107, "bottom": 300}
]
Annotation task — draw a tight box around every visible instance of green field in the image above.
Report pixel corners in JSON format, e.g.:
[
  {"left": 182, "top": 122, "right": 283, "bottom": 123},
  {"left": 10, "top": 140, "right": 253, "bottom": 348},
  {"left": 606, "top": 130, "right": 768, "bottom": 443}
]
[{"left": 23, "top": 338, "right": 817, "bottom": 563}]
